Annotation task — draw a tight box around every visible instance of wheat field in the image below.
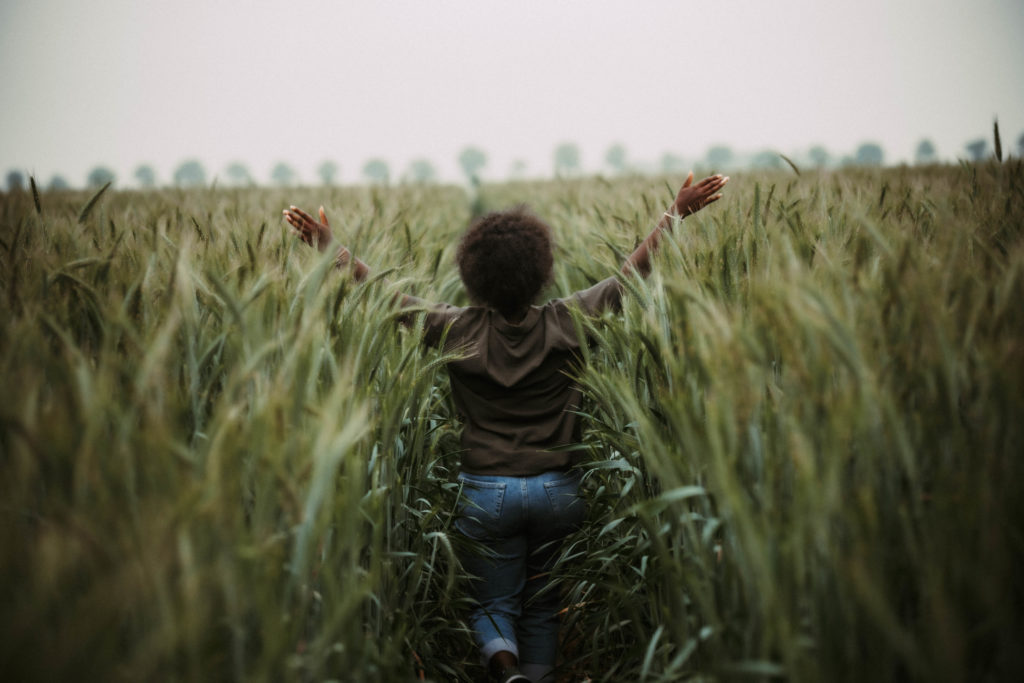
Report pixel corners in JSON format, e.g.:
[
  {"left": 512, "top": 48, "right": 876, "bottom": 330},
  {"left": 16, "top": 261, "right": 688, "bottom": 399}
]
[{"left": 1, "top": 160, "right": 1022, "bottom": 681}]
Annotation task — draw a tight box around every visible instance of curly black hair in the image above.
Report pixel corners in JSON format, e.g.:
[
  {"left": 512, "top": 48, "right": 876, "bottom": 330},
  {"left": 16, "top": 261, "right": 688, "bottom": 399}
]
[{"left": 456, "top": 206, "right": 554, "bottom": 317}]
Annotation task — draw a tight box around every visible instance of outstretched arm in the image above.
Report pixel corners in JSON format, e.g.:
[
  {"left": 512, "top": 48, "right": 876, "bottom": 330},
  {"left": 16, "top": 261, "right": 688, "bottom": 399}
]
[
  {"left": 622, "top": 172, "right": 728, "bottom": 278},
  {"left": 283, "top": 205, "right": 371, "bottom": 281}
]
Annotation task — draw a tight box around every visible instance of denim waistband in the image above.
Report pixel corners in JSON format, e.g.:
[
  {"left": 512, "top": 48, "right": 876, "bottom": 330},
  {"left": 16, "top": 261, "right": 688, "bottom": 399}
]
[{"left": 457, "top": 469, "right": 580, "bottom": 486}]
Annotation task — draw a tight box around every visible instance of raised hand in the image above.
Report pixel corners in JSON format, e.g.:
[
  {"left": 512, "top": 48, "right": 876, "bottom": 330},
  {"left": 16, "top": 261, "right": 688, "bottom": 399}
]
[
  {"left": 622, "top": 171, "right": 730, "bottom": 277},
  {"left": 283, "top": 205, "right": 333, "bottom": 252},
  {"left": 671, "top": 172, "right": 729, "bottom": 217}
]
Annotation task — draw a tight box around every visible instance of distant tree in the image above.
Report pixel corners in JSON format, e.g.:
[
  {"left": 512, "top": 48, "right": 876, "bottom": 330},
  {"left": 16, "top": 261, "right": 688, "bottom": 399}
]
[
  {"left": 808, "top": 145, "right": 830, "bottom": 168},
  {"left": 1018, "top": 132, "right": 1024, "bottom": 157},
  {"left": 659, "top": 153, "right": 686, "bottom": 174},
  {"left": 915, "top": 139, "right": 937, "bottom": 165},
  {"left": 965, "top": 139, "right": 988, "bottom": 162},
  {"left": 271, "top": 162, "right": 297, "bottom": 186},
  {"left": 173, "top": 160, "right": 207, "bottom": 187},
  {"left": 6, "top": 170, "right": 25, "bottom": 191},
  {"left": 317, "top": 160, "right": 339, "bottom": 186},
  {"left": 553, "top": 142, "right": 581, "bottom": 176},
  {"left": 751, "top": 150, "right": 783, "bottom": 169},
  {"left": 605, "top": 144, "right": 627, "bottom": 174},
  {"left": 406, "top": 159, "right": 437, "bottom": 184},
  {"left": 706, "top": 145, "right": 734, "bottom": 169},
  {"left": 134, "top": 164, "right": 157, "bottom": 188},
  {"left": 48, "top": 175, "right": 70, "bottom": 191},
  {"left": 458, "top": 146, "right": 487, "bottom": 182},
  {"left": 509, "top": 159, "right": 528, "bottom": 179},
  {"left": 855, "top": 143, "right": 884, "bottom": 167},
  {"left": 363, "top": 159, "right": 390, "bottom": 185},
  {"left": 225, "top": 162, "right": 252, "bottom": 186},
  {"left": 87, "top": 166, "right": 116, "bottom": 188}
]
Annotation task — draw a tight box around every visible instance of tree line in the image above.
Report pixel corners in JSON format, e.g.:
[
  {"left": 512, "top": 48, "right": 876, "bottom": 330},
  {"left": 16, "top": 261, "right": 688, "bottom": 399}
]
[{"left": 6, "top": 131, "right": 1022, "bottom": 192}]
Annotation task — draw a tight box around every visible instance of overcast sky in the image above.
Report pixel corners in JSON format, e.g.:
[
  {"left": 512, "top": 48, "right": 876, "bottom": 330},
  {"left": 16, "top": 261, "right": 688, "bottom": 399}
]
[{"left": 2, "top": 0, "right": 1022, "bottom": 186}]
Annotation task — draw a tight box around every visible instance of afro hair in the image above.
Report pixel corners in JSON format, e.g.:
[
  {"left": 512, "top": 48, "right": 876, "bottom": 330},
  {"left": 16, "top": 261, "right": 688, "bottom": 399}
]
[{"left": 456, "top": 206, "right": 554, "bottom": 317}]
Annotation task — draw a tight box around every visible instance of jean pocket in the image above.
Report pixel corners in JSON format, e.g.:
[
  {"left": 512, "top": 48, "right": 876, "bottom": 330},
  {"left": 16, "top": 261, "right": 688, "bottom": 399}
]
[
  {"left": 455, "top": 477, "right": 506, "bottom": 541},
  {"left": 543, "top": 474, "right": 585, "bottom": 529}
]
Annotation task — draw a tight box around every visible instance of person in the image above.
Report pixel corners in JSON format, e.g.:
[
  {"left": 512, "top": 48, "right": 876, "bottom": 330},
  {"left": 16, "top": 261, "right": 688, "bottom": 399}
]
[{"left": 283, "top": 171, "right": 728, "bottom": 683}]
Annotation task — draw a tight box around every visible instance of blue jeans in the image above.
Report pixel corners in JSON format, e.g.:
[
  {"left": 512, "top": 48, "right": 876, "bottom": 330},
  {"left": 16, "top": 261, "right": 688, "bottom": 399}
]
[{"left": 455, "top": 469, "right": 585, "bottom": 671}]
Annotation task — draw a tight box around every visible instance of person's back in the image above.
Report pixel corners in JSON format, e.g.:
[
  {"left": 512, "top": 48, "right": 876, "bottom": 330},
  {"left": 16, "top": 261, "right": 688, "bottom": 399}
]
[{"left": 422, "top": 276, "right": 622, "bottom": 475}]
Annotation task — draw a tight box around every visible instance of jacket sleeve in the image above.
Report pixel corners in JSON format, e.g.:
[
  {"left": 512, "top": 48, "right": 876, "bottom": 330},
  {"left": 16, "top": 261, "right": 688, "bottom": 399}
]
[
  {"left": 566, "top": 276, "right": 624, "bottom": 316},
  {"left": 400, "top": 296, "right": 466, "bottom": 348}
]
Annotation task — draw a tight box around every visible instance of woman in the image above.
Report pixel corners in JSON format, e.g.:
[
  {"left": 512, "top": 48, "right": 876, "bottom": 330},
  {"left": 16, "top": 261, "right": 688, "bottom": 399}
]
[{"left": 283, "top": 171, "right": 727, "bottom": 682}]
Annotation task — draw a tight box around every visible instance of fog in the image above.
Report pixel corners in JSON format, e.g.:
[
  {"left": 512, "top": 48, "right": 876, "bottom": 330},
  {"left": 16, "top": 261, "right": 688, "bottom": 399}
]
[{"left": 2, "top": 0, "right": 1022, "bottom": 187}]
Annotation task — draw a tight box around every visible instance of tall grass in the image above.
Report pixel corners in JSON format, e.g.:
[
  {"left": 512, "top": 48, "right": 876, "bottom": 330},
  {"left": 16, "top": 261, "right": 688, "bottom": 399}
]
[
  {"left": 553, "top": 162, "right": 1024, "bottom": 681},
  {"left": 1, "top": 162, "right": 1022, "bottom": 681},
  {"left": 1, "top": 184, "right": 477, "bottom": 680}
]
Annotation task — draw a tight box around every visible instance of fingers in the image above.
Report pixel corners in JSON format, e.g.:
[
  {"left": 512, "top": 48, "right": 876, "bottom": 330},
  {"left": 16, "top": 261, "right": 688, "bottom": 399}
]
[
  {"left": 282, "top": 210, "right": 302, "bottom": 231},
  {"left": 671, "top": 173, "right": 729, "bottom": 216},
  {"left": 698, "top": 174, "right": 728, "bottom": 188},
  {"left": 283, "top": 205, "right": 318, "bottom": 244},
  {"left": 678, "top": 172, "right": 726, "bottom": 201},
  {"left": 287, "top": 205, "right": 317, "bottom": 223},
  {"left": 698, "top": 175, "right": 729, "bottom": 197},
  {"left": 283, "top": 204, "right": 334, "bottom": 251}
]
